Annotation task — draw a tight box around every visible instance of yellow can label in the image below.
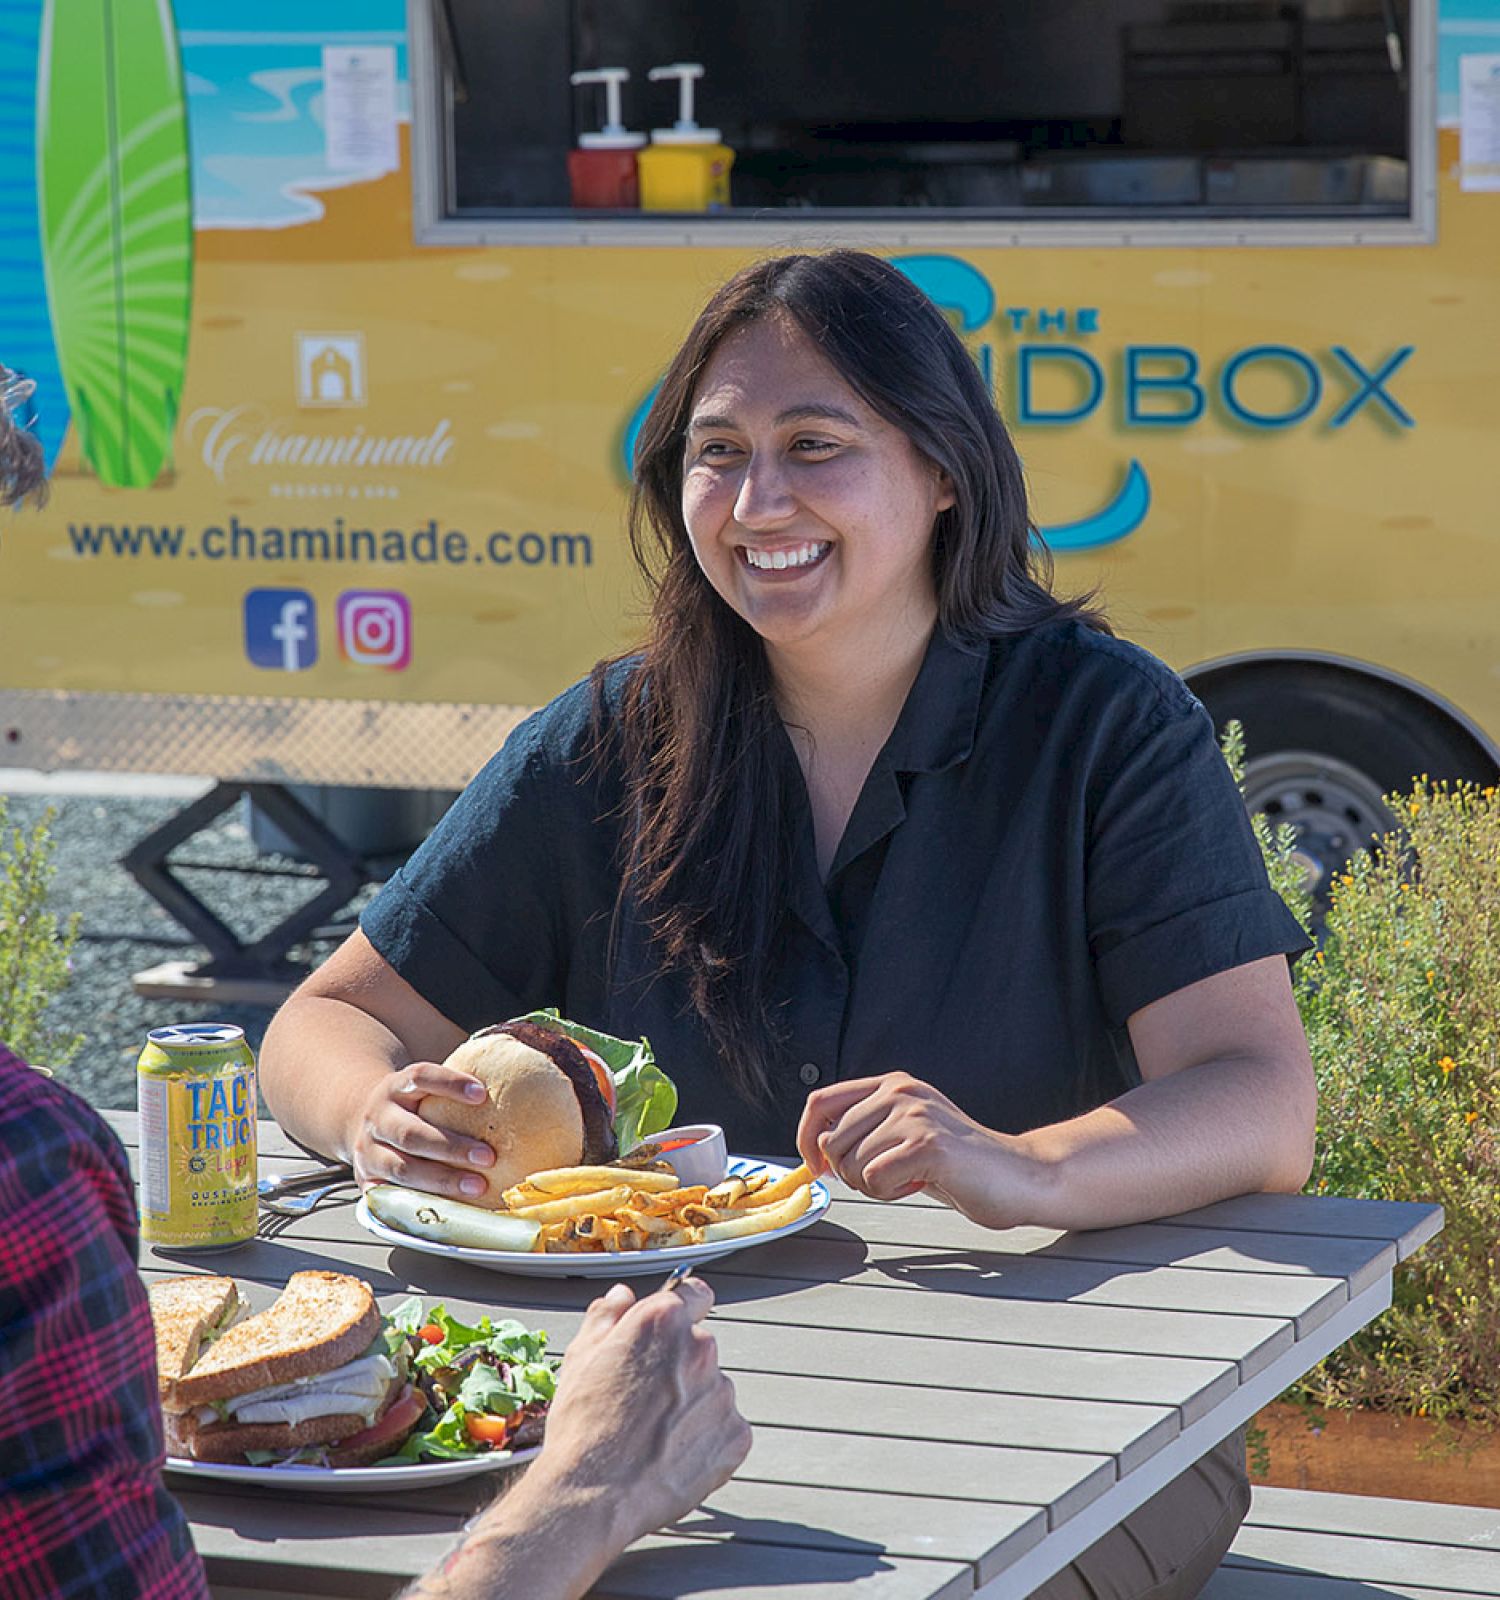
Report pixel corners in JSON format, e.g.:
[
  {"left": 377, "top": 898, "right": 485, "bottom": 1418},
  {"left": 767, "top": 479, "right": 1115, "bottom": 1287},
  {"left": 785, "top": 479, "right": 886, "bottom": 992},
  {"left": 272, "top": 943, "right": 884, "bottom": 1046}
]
[{"left": 138, "top": 1055, "right": 257, "bottom": 1248}]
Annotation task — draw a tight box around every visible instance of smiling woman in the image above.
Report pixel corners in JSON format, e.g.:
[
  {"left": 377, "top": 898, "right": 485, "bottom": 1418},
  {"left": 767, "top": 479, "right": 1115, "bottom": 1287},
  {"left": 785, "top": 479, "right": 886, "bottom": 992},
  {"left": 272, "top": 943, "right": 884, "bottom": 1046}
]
[
  {"left": 260, "top": 249, "right": 1317, "bottom": 1600},
  {"left": 681, "top": 316, "right": 953, "bottom": 675}
]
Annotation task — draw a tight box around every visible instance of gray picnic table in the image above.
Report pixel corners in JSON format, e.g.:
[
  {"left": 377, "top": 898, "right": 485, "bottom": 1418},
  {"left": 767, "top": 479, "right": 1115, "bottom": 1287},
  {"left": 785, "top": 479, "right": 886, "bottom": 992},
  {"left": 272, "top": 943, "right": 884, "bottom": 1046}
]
[{"left": 110, "top": 1111, "right": 1442, "bottom": 1600}]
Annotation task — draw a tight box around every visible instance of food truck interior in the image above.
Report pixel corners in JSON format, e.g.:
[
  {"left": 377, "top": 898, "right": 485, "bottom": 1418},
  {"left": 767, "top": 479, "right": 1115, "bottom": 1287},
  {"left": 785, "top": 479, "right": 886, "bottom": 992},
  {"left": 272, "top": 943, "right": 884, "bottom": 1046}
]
[{"left": 438, "top": 0, "right": 1411, "bottom": 219}]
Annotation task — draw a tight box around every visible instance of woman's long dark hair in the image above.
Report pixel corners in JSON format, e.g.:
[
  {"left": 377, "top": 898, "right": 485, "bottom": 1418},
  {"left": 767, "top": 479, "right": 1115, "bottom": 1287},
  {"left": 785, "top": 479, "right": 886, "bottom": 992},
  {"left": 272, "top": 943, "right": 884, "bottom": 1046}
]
[{"left": 598, "top": 250, "right": 1107, "bottom": 1104}]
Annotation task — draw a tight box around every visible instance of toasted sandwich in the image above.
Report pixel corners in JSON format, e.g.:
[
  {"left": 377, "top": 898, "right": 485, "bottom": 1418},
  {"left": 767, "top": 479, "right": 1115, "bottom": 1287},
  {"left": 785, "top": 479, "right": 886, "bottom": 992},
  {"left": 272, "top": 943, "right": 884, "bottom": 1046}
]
[
  {"left": 154, "top": 1270, "right": 423, "bottom": 1467},
  {"left": 148, "top": 1275, "right": 241, "bottom": 1400}
]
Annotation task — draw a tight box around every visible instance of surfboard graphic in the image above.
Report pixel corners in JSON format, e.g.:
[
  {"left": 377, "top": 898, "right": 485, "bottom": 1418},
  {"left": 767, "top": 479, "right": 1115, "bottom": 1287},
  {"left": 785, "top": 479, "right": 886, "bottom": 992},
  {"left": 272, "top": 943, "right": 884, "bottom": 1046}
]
[
  {"left": 36, "top": 0, "right": 192, "bottom": 488},
  {"left": 0, "top": 1, "right": 69, "bottom": 468}
]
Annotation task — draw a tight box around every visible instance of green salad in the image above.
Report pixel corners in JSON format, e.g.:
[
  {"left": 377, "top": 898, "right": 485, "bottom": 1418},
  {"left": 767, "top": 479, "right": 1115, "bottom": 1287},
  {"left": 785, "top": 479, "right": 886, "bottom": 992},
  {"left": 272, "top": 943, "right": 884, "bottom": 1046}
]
[{"left": 382, "top": 1298, "right": 559, "bottom": 1462}]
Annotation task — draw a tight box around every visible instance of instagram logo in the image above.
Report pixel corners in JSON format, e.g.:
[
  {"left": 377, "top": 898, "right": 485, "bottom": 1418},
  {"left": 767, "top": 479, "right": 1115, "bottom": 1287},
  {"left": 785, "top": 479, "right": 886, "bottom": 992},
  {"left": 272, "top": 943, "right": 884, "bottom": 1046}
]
[{"left": 336, "top": 589, "right": 411, "bottom": 669}]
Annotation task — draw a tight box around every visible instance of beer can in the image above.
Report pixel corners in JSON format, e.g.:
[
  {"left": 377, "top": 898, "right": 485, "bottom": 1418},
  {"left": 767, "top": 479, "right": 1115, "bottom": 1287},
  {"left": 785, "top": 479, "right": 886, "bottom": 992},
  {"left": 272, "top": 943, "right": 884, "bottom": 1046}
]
[{"left": 136, "top": 1023, "right": 258, "bottom": 1250}]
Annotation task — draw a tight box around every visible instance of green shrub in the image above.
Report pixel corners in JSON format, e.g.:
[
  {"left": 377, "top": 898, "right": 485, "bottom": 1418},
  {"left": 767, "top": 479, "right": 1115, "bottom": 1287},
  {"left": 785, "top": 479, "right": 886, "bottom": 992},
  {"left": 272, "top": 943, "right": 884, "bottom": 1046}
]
[
  {"left": 0, "top": 799, "right": 83, "bottom": 1074},
  {"left": 1226, "top": 724, "right": 1500, "bottom": 1428}
]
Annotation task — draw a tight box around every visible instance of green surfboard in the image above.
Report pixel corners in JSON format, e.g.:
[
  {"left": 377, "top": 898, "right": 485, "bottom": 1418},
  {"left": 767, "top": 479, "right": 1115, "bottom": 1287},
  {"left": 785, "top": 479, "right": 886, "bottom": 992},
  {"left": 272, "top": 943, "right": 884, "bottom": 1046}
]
[{"left": 36, "top": 0, "right": 193, "bottom": 489}]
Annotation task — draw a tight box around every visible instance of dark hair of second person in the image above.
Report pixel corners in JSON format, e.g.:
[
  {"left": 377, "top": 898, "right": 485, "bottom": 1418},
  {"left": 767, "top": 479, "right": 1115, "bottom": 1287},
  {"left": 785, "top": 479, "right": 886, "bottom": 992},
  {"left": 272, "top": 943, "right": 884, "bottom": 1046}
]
[{"left": 601, "top": 250, "right": 1108, "bottom": 1103}]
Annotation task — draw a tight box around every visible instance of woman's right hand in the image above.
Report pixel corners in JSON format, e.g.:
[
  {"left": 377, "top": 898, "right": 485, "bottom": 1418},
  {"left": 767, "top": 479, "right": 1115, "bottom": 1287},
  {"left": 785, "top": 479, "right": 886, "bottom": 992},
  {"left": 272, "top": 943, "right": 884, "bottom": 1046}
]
[{"left": 350, "top": 1060, "right": 496, "bottom": 1198}]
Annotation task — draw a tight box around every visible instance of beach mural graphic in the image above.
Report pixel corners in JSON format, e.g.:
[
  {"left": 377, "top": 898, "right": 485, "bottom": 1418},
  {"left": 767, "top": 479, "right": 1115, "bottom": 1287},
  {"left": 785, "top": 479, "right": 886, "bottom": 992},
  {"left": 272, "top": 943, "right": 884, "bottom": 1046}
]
[
  {"left": 6, "top": 0, "right": 409, "bottom": 484},
  {"left": 37, "top": 0, "right": 193, "bottom": 489}
]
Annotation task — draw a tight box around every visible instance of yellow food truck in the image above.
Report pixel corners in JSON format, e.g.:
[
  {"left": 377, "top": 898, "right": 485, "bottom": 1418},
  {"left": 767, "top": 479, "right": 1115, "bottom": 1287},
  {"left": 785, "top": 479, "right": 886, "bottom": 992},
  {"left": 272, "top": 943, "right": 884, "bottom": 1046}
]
[{"left": 2, "top": 0, "right": 1497, "bottom": 978}]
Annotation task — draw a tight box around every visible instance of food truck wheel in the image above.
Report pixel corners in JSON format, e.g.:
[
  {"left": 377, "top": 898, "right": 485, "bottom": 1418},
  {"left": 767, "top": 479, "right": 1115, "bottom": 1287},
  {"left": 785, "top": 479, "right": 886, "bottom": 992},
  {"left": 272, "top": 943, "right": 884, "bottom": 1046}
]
[
  {"left": 1240, "top": 749, "right": 1398, "bottom": 912},
  {"left": 1189, "top": 658, "right": 1500, "bottom": 925}
]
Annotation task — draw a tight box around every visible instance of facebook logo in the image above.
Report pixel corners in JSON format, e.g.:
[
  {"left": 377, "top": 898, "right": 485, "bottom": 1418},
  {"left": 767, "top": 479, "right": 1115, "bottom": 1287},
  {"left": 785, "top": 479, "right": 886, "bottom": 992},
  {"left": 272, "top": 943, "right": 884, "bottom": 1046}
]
[{"left": 243, "top": 588, "right": 317, "bottom": 671}]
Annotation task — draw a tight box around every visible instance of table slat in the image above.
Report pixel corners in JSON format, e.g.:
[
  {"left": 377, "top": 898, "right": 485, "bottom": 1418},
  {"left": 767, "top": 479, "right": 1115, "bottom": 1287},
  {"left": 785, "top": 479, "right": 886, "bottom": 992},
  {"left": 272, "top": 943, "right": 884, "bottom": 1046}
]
[
  {"left": 712, "top": 1234, "right": 1349, "bottom": 1338},
  {"left": 728, "top": 1371, "right": 1178, "bottom": 1475},
  {"left": 813, "top": 1210, "right": 1397, "bottom": 1298},
  {"left": 679, "top": 1481, "right": 1045, "bottom": 1588},
  {"left": 738, "top": 1424, "right": 1113, "bottom": 1526}
]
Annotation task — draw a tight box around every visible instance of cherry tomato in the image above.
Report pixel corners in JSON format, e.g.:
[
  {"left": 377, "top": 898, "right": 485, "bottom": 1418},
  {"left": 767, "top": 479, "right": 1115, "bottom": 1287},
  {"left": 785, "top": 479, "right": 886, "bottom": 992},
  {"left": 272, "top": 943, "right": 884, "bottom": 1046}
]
[
  {"left": 417, "top": 1324, "right": 444, "bottom": 1345},
  {"left": 465, "top": 1413, "right": 514, "bottom": 1445}
]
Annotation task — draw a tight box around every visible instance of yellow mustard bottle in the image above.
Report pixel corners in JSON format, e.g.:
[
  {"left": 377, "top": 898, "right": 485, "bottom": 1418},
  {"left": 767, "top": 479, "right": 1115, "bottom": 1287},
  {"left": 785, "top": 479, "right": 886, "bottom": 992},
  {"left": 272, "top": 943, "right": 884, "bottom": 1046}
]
[{"left": 638, "top": 62, "right": 734, "bottom": 213}]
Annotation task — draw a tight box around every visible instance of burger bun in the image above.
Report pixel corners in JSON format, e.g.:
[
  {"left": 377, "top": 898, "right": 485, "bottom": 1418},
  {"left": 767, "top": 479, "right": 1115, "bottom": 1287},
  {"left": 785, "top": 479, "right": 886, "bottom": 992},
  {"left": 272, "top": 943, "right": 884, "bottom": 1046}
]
[{"left": 418, "top": 1032, "right": 586, "bottom": 1207}]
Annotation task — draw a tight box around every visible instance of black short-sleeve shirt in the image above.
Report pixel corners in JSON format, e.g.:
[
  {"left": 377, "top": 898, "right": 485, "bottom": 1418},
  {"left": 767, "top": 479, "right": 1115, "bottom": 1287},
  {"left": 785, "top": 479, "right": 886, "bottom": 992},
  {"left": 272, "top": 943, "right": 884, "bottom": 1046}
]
[{"left": 362, "top": 620, "right": 1309, "bottom": 1156}]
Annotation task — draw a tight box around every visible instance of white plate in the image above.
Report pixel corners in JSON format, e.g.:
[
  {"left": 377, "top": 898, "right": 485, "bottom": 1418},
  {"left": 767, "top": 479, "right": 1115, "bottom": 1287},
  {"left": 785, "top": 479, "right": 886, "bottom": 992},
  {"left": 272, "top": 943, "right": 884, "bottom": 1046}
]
[
  {"left": 355, "top": 1157, "right": 831, "bottom": 1278},
  {"left": 163, "top": 1446, "right": 538, "bottom": 1491}
]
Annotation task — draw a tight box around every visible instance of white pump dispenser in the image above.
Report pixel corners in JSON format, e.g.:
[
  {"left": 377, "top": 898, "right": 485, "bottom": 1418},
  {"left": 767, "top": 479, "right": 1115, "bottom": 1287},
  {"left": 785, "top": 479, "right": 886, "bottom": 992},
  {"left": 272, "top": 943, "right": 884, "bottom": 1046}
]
[
  {"left": 570, "top": 68, "right": 645, "bottom": 150},
  {"left": 647, "top": 62, "right": 720, "bottom": 145}
]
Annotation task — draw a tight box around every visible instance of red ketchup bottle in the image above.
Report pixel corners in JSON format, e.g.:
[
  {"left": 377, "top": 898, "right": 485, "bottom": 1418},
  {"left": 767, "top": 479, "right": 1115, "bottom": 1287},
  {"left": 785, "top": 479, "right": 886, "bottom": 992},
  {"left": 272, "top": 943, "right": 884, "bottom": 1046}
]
[{"left": 568, "top": 68, "right": 645, "bottom": 209}]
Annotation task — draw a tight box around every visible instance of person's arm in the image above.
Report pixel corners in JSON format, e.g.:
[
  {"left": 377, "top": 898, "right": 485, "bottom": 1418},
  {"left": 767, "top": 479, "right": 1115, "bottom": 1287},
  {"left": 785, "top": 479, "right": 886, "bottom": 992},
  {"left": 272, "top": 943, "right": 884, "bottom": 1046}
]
[
  {"left": 399, "top": 1279, "right": 751, "bottom": 1600},
  {"left": 258, "top": 929, "right": 497, "bottom": 1198},
  {"left": 798, "top": 952, "right": 1316, "bottom": 1231}
]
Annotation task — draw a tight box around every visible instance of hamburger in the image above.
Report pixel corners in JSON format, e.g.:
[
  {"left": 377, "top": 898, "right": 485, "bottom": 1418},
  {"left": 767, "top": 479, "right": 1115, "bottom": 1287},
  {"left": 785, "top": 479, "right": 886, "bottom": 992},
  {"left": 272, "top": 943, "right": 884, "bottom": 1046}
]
[
  {"left": 419, "top": 1014, "right": 676, "bottom": 1209},
  {"left": 153, "top": 1270, "right": 424, "bottom": 1467}
]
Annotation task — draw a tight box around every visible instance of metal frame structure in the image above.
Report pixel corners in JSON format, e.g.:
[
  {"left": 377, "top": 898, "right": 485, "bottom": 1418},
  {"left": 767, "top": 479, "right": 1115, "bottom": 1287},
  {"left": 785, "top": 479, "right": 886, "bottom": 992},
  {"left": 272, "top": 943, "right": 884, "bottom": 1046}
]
[{"left": 122, "top": 781, "right": 379, "bottom": 1000}]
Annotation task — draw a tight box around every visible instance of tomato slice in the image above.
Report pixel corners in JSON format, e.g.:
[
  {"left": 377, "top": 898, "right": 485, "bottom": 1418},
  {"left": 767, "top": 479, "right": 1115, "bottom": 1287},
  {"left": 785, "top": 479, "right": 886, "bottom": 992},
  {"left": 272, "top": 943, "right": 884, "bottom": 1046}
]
[
  {"left": 464, "top": 1412, "right": 516, "bottom": 1446},
  {"left": 326, "top": 1384, "right": 426, "bottom": 1467},
  {"left": 417, "top": 1324, "right": 444, "bottom": 1345},
  {"left": 573, "top": 1041, "right": 616, "bottom": 1117}
]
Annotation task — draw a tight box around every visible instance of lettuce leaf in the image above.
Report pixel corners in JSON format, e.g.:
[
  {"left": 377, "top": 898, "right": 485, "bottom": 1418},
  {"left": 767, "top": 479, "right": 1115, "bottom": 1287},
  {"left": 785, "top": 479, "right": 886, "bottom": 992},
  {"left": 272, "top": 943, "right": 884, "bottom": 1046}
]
[
  {"left": 508, "top": 1009, "right": 677, "bottom": 1152},
  {"left": 409, "top": 1306, "right": 551, "bottom": 1375}
]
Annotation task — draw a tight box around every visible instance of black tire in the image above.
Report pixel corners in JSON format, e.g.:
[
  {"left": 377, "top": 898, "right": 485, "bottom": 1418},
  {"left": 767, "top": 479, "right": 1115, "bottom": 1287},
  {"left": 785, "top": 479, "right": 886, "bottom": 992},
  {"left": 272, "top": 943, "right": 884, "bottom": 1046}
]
[{"left": 1190, "top": 660, "right": 1498, "bottom": 919}]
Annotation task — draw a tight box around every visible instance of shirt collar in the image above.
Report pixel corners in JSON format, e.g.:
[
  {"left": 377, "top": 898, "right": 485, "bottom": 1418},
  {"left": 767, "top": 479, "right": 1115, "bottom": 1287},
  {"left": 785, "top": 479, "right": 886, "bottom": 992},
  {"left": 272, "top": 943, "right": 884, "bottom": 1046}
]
[{"left": 879, "top": 626, "right": 988, "bottom": 775}]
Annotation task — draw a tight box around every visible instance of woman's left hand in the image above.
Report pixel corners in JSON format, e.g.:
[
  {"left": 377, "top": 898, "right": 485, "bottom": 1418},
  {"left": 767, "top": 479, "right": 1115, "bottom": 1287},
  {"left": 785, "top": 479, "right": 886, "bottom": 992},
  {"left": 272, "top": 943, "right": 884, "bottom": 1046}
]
[{"left": 796, "top": 1072, "right": 1045, "bottom": 1230}]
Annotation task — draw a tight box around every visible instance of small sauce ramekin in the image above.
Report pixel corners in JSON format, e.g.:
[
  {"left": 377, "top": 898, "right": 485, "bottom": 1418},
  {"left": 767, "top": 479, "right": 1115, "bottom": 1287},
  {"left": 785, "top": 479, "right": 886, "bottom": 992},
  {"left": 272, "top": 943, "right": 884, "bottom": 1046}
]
[{"left": 624, "top": 1124, "right": 727, "bottom": 1187}]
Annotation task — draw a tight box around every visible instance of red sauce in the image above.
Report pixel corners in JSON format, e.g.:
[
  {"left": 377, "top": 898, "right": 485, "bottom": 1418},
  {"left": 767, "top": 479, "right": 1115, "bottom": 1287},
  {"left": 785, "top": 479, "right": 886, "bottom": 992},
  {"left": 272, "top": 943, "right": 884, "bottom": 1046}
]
[{"left": 655, "top": 1137, "right": 698, "bottom": 1152}]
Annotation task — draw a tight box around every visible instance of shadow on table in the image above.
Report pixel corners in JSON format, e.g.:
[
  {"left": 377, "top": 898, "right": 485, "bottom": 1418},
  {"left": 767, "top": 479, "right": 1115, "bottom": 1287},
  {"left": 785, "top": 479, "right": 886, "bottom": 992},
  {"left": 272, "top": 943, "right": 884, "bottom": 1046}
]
[
  {"left": 374, "top": 1222, "right": 872, "bottom": 1311},
  {"left": 1204, "top": 1558, "right": 1428, "bottom": 1597},
  {"left": 683, "top": 1504, "right": 886, "bottom": 1556},
  {"left": 601, "top": 1507, "right": 893, "bottom": 1594},
  {"left": 150, "top": 1238, "right": 411, "bottom": 1294},
  {"left": 868, "top": 1247, "right": 1164, "bottom": 1298}
]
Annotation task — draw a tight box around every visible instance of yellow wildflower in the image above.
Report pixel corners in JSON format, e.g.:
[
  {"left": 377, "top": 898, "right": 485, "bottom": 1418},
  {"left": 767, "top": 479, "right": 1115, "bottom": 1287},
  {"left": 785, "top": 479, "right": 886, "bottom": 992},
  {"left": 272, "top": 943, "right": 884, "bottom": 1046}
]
[
  {"left": 1466, "top": 1110, "right": 1479, "bottom": 1125},
  {"left": 1408, "top": 800, "right": 1421, "bottom": 817},
  {"left": 1439, "top": 1056, "right": 1456, "bottom": 1075}
]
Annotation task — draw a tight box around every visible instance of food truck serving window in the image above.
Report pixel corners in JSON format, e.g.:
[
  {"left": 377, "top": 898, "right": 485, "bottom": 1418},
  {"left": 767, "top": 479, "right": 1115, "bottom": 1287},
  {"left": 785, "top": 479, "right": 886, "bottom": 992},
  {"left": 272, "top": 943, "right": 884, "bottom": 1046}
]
[{"left": 411, "top": 0, "right": 1431, "bottom": 245}]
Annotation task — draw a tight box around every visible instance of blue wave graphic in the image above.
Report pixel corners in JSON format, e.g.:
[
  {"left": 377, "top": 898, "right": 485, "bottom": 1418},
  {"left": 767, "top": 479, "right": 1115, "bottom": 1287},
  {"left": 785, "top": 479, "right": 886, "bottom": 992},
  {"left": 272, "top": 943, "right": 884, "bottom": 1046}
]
[
  {"left": 1036, "top": 461, "right": 1151, "bottom": 551},
  {"left": 891, "top": 254, "right": 996, "bottom": 331},
  {"left": 0, "top": 0, "right": 69, "bottom": 467}
]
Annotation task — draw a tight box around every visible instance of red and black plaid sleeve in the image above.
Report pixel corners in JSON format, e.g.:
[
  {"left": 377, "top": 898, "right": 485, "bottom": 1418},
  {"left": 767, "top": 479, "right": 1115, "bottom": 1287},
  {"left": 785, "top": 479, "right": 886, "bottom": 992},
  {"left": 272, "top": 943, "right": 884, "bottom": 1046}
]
[{"left": 0, "top": 1046, "right": 208, "bottom": 1600}]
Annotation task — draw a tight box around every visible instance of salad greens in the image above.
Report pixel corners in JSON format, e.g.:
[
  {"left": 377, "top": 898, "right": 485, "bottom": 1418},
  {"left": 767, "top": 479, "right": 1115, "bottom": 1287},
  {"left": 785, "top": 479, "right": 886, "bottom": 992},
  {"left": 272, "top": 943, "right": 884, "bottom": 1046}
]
[
  {"left": 509, "top": 1009, "right": 677, "bottom": 1153},
  {"left": 381, "top": 1298, "right": 559, "bottom": 1463}
]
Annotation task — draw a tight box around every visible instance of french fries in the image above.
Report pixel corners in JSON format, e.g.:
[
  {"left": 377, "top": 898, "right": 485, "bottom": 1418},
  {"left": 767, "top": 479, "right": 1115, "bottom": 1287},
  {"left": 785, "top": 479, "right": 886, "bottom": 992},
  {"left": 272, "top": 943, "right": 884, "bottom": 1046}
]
[
  {"left": 507, "top": 1185, "right": 633, "bottom": 1225},
  {"left": 417, "top": 1162, "right": 819, "bottom": 1256},
  {"left": 701, "top": 1184, "right": 813, "bottom": 1240},
  {"left": 512, "top": 1166, "right": 680, "bottom": 1200},
  {"left": 737, "top": 1162, "right": 813, "bottom": 1208}
]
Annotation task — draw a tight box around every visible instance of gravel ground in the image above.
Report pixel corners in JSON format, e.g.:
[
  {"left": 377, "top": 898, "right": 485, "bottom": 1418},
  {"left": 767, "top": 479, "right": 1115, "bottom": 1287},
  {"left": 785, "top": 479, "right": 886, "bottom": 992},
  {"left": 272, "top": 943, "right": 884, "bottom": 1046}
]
[{"left": 1, "top": 778, "right": 381, "bottom": 1112}]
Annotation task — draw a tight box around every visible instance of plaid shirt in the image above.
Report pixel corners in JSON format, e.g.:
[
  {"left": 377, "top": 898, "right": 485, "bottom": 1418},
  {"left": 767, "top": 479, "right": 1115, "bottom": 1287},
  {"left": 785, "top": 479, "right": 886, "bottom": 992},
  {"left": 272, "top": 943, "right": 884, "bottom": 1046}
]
[{"left": 0, "top": 1045, "right": 208, "bottom": 1600}]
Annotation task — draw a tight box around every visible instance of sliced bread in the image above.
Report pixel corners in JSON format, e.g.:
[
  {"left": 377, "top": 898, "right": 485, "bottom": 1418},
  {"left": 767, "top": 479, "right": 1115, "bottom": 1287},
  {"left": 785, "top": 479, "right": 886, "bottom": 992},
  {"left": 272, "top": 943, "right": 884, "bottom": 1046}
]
[
  {"left": 147, "top": 1276, "right": 240, "bottom": 1399},
  {"left": 164, "top": 1270, "right": 380, "bottom": 1413}
]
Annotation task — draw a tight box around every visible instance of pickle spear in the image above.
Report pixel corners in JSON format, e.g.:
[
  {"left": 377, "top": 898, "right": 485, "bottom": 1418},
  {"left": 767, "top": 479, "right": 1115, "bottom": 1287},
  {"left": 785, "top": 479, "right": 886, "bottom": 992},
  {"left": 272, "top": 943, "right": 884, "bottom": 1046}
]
[{"left": 366, "top": 1185, "right": 543, "bottom": 1252}]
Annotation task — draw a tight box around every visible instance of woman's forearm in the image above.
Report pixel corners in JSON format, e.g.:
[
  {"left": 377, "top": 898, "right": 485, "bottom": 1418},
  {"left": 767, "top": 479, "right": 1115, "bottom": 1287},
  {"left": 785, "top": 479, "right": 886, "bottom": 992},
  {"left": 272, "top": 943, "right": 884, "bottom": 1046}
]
[
  {"left": 1012, "top": 1053, "right": 1316, "bottom": 1232},
  {"left": 258, "top": 993, "right": 412, "bottom": 1162}
]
